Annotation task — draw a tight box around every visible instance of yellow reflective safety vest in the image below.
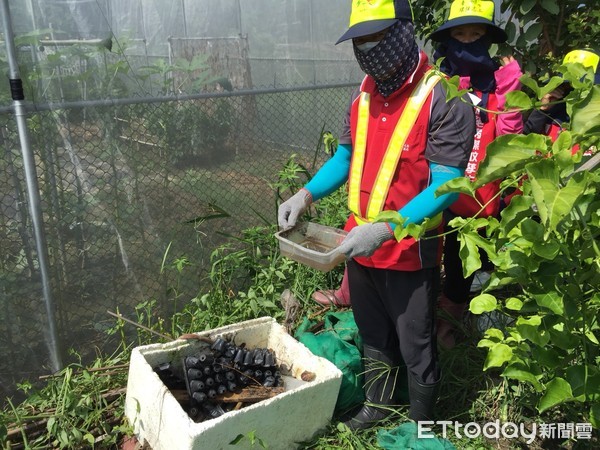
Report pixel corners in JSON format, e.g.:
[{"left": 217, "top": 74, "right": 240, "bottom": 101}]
[{"left": 345, "top": 60, "right": 444, "bottom": 270}]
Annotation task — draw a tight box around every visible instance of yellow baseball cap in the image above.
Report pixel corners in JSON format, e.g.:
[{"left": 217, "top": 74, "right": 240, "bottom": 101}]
[
  {"left": 429, "top": 0, "right": 507, "bottom": 43},
  {"left": 336, "top": 0, "right": 413, "bottom": 44}
]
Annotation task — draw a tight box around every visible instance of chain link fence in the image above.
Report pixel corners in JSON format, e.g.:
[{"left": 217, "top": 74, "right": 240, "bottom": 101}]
[{"left": 0, "top": 83, "right": 357, "bottom": 400}]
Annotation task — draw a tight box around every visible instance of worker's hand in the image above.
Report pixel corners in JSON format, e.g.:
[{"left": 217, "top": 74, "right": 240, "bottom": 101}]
[
  {"left": 499, "top": 55, "right": 515, "bottom": 66},
  {"left": 277, "top": 189, "right": 312, "bottom": 230},
  {"left": 337, "top": 222, "right": 393, "bottom": 259}
]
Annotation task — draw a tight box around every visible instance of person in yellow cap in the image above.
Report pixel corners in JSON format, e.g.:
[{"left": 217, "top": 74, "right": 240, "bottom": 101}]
[
  {"left": 524, "top": 48, "right": 600, "bottom": 137},
  {"left": 428, "top": 0, "right": 524, "bottom": 349},
  {"left": 500, "top": 48, "right": 600, "bottom": 207},
  {"left": 278, "top": 0, "right": 475, "bottom": 428}
]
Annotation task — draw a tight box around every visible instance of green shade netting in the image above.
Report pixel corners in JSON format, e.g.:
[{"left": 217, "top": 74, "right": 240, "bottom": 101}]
[
  {"left": 295, "top": 310, "right": 365, "bottom": 412},
  {"left": 377, "top": 422, "right": 457, "bottom": 450}
]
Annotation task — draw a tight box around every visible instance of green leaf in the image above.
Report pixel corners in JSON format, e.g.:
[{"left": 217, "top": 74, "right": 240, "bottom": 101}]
[
  {"left": 436, "top": 176, "right": 475, "bottom": 196},
  {"left": 524, "top": 23, "right": 543, "bottom": 43},
  {"left": 499, "top": 195, "right": 535, "bottom": 235},
  {"left": 516, "top": 322, "right": 550, "bottom": 347},
  {"left": 484, "top": 328, "right": 505, "bottom": 341},
  {"left": 520, "top": 218, "right": 544, "bottom": 241},
  {"left": 532, "top": 240, "right": 560, "bottom": 260},
  {"left": 476, "top": 134, "right": 546, "bottom": 186},
  {"left": 566, "top": 365, "right": 600, "bottom": 402},
  {"left": 540, "top": 0, "right": 559, "bottom": 13},
  {"left": 532, "top": 291, "right": 565, "bottom": 316},
  {"left": 526, "top": 158, "right": 558, "bottom": 225},
  {"left": 229, "top": 434, "right": 245, "bottom": 445},
  {"left": 519, "top": 74, "right": 540, "bottom": 98},
  {"left": 505, "top": 91, "right": 534, "bottom": 110},
  {"left": 538, "top": 377, "right": 573, "bottom": 412},
  {"left": 470, "top": 294, "right": 498, "bottom": 314},
  {"left": 520, "top": 0, "right": 537, "bottom": 14},
  {"left": 505, "top": 297, "right": 524, "bottom": 311},
  {"left": 483, "top": 343, "right": 513, "bottom": 370},
  {"left": 502, "top": 365, "right": 543, "bottom": 391},
  {"left": 571, "top": 85, "right": 600, "bottom": 137}
]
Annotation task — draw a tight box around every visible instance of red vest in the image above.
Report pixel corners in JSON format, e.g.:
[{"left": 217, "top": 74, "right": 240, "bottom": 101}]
[
  {"left": 345, "top": 58, "right": 443, "bottom": 271},
  {"left": 450, "top": 92, "right": 501, "bottom": 218}
]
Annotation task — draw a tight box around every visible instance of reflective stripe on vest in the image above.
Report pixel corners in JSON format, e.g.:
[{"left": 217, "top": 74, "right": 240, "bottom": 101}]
[{"left": 349, "top": 70, "right": 441, "bottom": 225}]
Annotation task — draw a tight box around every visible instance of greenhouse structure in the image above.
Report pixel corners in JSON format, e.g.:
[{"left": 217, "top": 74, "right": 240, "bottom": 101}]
[{"left": 0, "top": 0, "right": 361, "bottom": 398}]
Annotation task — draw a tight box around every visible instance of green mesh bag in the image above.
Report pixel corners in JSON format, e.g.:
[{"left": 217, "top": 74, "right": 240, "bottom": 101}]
[
  {"left": 377, "top": 422, "right": 457, "bottom": 449},
  {"left": 295, "top": 310, "right": 365, "bottom": 412}
]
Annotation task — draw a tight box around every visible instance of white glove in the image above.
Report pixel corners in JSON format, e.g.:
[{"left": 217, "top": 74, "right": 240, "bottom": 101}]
[
  {"left": 277, "top": 189, "right": 312, "bottom": 230},
  {"left": 337, "top": 222, "right": 393, "bottom": 259}
]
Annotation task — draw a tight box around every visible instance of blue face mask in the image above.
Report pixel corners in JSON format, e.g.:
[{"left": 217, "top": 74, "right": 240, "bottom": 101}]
[{"left": 435, "top": 37, "right": 499, "bottom": 92}]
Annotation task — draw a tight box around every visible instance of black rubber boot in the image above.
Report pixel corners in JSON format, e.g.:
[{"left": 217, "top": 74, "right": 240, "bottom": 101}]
[
  {"left": 343, "top": 345, "right": 403, "bottom": 430},
  {"left": 408, "top": 373, "right": 440, "bottom": 422}
]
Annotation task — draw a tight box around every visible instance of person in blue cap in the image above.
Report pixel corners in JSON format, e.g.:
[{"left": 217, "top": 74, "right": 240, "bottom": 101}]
[
  {"left": 278, "top": 0, "right": 475, "bottom": 428},
  {"left": 428, "top": 0, "right": 524, "bottom": 349}
]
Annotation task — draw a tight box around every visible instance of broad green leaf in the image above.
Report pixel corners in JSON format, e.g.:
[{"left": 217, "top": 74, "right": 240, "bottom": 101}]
[
  {"left": 505, "top": 297, "right": 524, "bottom": 311},
  {"left": 476, "top": 134, "right": 546, "bottom": 186},
  {"left": 524, "top": 23, "right": 543, "bottom": 43},
  {"left": 586, "top": 331, "right": 599, "bottom": 345},
  {"left": 552, "top": 129, "right": 572, "bottom": 155},
  {"left": 538, "top": 377, "right": 573, "bottom": 412},
  {"left": 484, "top": 328, "right": 505, "bottom": 341},
  {"left": 549, "top": 175, "right": 588, "bottom": 230},
  {"left": 539, "top": 76, "right": 568, "bottom": 98},
  {"left": 502, "top": 365, "right": 543, "bottom": 391},
  {"left": 505, "top": 91, "right": 534, "bottom": 110},
  {"left": 571, "top": 85, "right": 600, "bottom": 137},
  {"left": 516, "top": 315, "right": 541, "bottom": 326},
  {"left": 520, "top": 218, "right": 544, "bottom": 241},
  {"left": 436, "top": 176, "right": 475, "bottom": 196},
  {"left": 520, "top": 0, "right": 537, "bottom": 14},
  {"left": 516, "top": 323, "right": 550, "bottom": 347},
  {"left": 458, "top": 229, "right": 495, "bottom": 277},
  {"left": 532, "top": 240, "right": 560, "bottom": 260},
  {"left": 532, "top": 291, "right": 564, "bottom": 315},
  {"left": 566, "top": 365, "right": 600, "bottom": 402},
  {"left": 548, "top": 324, "right": 580, "bottom": 350},
  {"left": 519, "top": 74, "right": 540, "bottom": 98},
  {"left": 534, "top": 346, "right": 562, "bottom": 369},
  {"left": 526, "top": 158, "right": 559, "bottom": 225},
  {"left": 499, "top": 195, "right": 535, "bottom": 236},
  {"left": 483, "top": 343, "right": 513, "bottom": 370},
  {"left": 540, "top": 0, "right": 559, "bottom": 14},
  {"left": 470, "top": 294, "right": 497, "bottom": 314}
]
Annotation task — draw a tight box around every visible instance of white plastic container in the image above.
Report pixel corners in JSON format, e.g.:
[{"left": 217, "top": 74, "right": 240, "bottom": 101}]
[
  {"left": 275, "top": 222, "right": 347, "bottom": 272},
  {"left": 124, "top": 317, "right": 343, "bottom": 450}
]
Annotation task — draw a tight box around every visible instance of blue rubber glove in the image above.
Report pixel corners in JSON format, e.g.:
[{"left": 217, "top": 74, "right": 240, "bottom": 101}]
[
  {"left": 277, "top": 188, "right": 312, "bottom": 230},
  {"left": 336, "top": 222, "right": 394, "bottom": 259}
]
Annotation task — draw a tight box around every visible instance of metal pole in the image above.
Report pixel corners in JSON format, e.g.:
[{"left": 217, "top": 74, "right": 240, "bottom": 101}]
[{"left": 1, "top": 0, "right": 63, "bottom": 372}]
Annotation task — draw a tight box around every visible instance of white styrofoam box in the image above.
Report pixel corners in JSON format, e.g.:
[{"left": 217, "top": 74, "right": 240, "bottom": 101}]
[{"left": 124, "top": 316, "right": 343, "bottom": 450}]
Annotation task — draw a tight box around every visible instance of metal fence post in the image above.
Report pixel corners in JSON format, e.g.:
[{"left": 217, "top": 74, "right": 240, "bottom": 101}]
[{"left": 1, "top": 0, "right": 63, "bottom": 372}]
